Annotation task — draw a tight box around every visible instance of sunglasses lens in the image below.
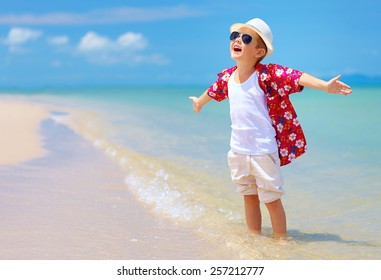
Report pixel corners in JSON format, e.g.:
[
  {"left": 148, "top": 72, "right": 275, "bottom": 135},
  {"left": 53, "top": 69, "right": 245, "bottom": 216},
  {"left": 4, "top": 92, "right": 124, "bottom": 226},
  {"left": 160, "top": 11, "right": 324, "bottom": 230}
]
[
  {"left": 242, "top": 34, "right": 252, "bottom": 45},
  {"left": 230, "top": 32, "right": 253, "bottom": 45},
  {"left": 230, "top": 31, "right": 240, "bottom": 41}
]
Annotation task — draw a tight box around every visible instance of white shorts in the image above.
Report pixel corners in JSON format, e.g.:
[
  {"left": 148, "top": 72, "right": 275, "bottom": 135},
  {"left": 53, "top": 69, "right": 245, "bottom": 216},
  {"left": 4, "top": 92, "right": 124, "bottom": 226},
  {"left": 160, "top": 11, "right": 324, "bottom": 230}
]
[{"left": 227, "top": 150, "right": 284, "bottom": 203}]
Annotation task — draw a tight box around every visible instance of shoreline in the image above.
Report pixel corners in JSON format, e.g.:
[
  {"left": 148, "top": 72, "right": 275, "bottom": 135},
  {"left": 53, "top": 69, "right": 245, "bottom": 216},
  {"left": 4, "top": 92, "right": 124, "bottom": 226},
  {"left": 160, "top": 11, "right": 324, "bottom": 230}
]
[{"left": 0, "top": 99, "right": 232, "bottom": 259}]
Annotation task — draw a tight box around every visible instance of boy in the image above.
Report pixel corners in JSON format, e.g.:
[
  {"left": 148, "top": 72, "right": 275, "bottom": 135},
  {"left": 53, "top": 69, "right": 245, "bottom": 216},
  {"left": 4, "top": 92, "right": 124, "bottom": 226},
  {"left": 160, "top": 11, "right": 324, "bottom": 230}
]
[{"left": 189, "top": 18, "right": 352, "bottom": 238}]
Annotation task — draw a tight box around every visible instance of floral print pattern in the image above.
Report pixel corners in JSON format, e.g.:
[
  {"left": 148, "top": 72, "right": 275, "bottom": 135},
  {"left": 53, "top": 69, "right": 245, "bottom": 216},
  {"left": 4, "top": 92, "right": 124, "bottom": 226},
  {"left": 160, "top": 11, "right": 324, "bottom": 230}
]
[{"left": 207, "top": 63, "right": 307, "bottom": 166}]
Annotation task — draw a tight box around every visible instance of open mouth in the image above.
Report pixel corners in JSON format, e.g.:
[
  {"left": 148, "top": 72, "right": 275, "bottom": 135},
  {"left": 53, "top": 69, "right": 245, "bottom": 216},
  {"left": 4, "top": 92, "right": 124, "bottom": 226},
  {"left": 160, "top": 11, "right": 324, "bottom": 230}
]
[{"left": 233, "top": 45, "right": 242, "bottom": 52}]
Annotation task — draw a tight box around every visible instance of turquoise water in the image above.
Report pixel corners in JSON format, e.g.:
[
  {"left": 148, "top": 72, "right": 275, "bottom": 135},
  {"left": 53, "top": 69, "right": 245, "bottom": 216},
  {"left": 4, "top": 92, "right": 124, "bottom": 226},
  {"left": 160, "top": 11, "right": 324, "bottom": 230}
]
[{"left": 1, "top": 86, "right": 380, "bottom": 259}]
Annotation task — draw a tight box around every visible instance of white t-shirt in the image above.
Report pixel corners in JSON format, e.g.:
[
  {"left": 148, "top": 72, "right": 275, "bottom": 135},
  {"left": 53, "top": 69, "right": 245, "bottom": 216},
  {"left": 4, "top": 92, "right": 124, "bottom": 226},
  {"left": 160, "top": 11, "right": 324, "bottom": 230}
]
[{"left": 228, "top": 70, "right": 278, "bottom": 155}]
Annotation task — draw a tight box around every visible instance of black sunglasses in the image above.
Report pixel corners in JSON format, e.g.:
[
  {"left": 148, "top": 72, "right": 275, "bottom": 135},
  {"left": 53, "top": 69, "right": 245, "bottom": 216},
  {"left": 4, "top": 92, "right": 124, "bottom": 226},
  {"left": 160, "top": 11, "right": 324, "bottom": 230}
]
[{"left": 230, "top": 31, "right": 253, "bottom": 45}]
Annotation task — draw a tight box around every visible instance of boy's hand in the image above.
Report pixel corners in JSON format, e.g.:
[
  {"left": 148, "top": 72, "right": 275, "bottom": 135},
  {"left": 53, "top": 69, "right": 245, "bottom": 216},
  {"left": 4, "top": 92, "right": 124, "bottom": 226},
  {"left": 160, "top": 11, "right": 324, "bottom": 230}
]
[
  {"left": 189, "top": 90, "right": 212, "bottom": 112},
  {"left": 325, "top": 75, "right": 352, "bottom": 96},
  {"left": 189, "top": 96, "right": 202, "bottom": 113}
]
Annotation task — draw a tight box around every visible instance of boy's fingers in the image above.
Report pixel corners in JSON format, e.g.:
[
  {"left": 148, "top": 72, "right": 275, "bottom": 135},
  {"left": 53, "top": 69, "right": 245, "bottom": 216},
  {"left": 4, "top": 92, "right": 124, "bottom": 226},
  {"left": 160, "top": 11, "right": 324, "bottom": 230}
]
[
  {"left": 188, "top": 96, "right": 200, "bottom": 112},
  {"left": 341, "top": 88, "right": 352, "bottom": 95},
  {"left": 336, "top": 79, "right": 352, "bottom": 95}
]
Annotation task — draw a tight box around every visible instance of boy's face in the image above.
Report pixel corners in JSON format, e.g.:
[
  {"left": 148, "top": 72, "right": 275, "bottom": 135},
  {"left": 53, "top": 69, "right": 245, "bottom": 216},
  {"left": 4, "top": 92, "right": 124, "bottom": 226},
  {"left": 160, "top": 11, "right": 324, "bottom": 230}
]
[{"left": 230, "top": 27, "right": 266, "bottom": 63}]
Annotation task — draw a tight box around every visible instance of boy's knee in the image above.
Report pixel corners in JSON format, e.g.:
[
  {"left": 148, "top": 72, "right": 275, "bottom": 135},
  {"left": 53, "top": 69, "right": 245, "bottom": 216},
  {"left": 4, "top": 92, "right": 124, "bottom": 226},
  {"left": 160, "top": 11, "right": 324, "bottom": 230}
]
[
  {"left": 244, "top": 195, "right": 260, "bottom": 206},
  {"left": 265, "top": 198, "right": 284, "bottom": 210}
]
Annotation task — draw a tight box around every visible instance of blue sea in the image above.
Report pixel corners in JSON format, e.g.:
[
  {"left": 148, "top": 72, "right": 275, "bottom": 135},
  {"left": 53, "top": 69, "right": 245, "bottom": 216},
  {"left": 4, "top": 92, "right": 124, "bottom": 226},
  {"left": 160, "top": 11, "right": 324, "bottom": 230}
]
[{"left": 1, "top": 86, "right": 380, "bottom": 259}]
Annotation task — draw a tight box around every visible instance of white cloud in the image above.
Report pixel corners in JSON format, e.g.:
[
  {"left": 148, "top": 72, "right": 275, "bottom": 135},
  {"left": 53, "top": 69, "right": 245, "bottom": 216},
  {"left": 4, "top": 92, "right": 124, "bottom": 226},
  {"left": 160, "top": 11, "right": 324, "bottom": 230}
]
[
  {"left": 76, "top": 31, "right": 165, "bottom": 65},
  {"left": 78, "top": 32, "right": 110, "bottom": 52},
  {"left": 47, "top": 35, "right": 69, "bottom": 46},
  {"left": 2, "top": 27, "right": 42, "bottom": 53},
  {"left": 78, "top": 31, "right": 147, "bottom": 53},
  {"left": 4, "top": 27, "right": 42, "bottom": 45},
  {"left": 0, "top": 26, "right": 168, "bottom": 66},
  {"left": 117, "top": 33, "right": 146, "bottom": 50},
  {"left": 0, "top": 5, "right": 202, "bottom": 25}
]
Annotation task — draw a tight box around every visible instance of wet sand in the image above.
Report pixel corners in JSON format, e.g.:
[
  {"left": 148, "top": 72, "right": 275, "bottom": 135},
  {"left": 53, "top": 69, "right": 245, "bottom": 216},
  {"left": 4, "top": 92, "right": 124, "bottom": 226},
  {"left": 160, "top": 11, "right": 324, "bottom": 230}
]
[{"left": 0, "top": 101, "right": 231, "bottom": 259}]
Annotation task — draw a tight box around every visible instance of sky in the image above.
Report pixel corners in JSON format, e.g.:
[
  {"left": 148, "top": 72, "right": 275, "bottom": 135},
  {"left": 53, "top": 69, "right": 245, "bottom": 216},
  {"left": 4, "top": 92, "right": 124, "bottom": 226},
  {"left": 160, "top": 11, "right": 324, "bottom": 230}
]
[{"left": 0, "top": 0, "right": 379, "bottom": 87}]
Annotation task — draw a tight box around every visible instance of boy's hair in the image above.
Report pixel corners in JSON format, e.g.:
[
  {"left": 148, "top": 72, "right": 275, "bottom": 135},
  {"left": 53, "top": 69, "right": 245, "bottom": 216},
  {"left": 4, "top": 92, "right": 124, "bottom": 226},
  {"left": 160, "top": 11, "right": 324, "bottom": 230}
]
[{"left": 256, "top": 36, "right": 267, "bottom": 62}]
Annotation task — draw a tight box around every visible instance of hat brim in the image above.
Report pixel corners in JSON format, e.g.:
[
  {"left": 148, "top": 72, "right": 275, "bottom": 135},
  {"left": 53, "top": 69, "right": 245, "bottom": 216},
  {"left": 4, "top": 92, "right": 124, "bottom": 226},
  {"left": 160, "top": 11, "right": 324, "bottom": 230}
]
[{"left": 230, "top": 23, "right": 273, "bottom": 57}]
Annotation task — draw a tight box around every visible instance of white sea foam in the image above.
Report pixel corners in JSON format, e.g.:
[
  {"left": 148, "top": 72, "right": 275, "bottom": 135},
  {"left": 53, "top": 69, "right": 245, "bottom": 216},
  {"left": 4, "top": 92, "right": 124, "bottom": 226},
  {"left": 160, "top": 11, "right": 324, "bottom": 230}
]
[{"left": 124, "top": 171, "right": 205, "bottom": 221}]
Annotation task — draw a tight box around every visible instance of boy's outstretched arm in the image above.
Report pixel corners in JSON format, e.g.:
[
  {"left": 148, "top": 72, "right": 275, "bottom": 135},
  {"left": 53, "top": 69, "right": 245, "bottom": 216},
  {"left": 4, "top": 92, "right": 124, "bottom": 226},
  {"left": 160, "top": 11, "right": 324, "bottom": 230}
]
[
  {"left": 299, "top": 73, "right": 352, "bottom": 95},
  {"left": 189, "top": 89, "right": 212, "bottom": 113}
]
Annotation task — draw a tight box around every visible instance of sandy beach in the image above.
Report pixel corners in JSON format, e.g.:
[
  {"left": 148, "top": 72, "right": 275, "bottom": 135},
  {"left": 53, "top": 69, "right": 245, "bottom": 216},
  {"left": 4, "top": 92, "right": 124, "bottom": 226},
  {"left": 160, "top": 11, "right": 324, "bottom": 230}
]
[
  {"left": 0, "top": 101, "right": 49, "bottom": 165},
  {"left": 0, "top": 99, "right": 231, "bottom": 260}
]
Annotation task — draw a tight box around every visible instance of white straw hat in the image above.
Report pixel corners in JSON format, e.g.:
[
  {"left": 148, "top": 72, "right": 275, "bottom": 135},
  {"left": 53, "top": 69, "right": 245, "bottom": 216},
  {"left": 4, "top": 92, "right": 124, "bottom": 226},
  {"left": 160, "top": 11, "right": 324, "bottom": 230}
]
[{"left": 230, "top": 18, "right": 274, "bottom": 57}]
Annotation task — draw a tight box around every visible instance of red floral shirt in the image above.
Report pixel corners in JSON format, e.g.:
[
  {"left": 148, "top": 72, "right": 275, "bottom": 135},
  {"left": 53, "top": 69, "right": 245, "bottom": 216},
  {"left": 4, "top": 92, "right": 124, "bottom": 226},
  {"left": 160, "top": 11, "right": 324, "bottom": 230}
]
[{"left": 207, "top": 63, "right": 307, "bottom": 166}]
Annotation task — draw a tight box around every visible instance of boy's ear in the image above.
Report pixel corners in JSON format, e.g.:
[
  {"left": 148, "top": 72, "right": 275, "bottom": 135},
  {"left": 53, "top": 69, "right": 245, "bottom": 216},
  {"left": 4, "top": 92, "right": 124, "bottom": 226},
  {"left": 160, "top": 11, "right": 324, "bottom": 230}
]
[{"left": 255, "top": 48, "right": 266, "bottom": 58}]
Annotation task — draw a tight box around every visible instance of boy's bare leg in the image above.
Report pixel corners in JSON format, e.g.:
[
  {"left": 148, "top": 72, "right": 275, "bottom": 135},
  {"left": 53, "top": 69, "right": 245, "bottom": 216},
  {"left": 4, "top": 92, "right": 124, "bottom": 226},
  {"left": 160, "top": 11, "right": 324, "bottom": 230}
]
[
  {"left": 244, "top": 195, "right": 262, "bottom": 234},
  {"left": 265, "top": 198, "right": 287, "bottom": 238}
]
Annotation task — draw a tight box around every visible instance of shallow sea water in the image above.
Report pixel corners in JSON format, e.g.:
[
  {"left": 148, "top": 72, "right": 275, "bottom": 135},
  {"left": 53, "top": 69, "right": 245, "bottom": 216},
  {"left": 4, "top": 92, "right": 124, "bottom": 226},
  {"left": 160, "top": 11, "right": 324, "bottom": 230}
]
[{"left": 1, "top": 86, "right": 380, "bottom": 259}]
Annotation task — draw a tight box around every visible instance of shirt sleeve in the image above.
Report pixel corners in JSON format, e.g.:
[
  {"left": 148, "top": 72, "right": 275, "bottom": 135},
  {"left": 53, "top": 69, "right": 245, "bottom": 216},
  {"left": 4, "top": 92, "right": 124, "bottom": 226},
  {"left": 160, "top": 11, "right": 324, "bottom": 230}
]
[
  {"left": 264, "top": 64, "right": 304, "bottom": 96},
  {"left": 207, "top": 67, "right": 236, "bottom": 102}
]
